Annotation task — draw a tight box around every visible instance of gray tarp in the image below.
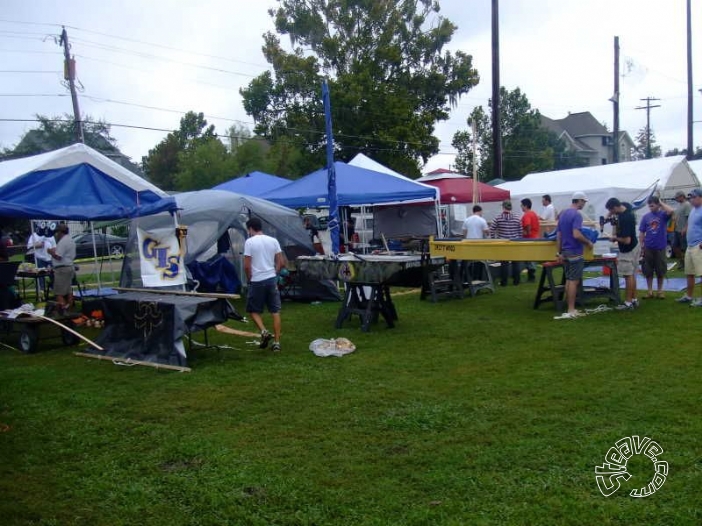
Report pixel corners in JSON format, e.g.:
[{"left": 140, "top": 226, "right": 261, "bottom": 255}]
[{"left": 120, "top": 190, "right": 341, "bottom": 301}]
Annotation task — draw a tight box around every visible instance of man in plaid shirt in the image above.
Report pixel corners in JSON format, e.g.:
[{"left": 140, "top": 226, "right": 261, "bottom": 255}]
[{"left": 490, "top": 200, "right": 523, "bottom": 286}]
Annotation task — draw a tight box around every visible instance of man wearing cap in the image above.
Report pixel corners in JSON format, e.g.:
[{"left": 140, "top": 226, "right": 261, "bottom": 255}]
[
  {"left": 490, "top": 200, "right": 523, "bottom": 286},
  {"left": 554, "top": 192, "right": 594, "bottom": 319},
  {"left": 677, "top": 188, "right": 702, "bottom": 306},
  {"left": 672, "top": 190, "right": 691, "bottom": 269},
  {"left": 605, "top": 197, "right": 640, "bottom": 310},
  {"left": 47, "top": 223, "right": 76, "bottom": 312}
]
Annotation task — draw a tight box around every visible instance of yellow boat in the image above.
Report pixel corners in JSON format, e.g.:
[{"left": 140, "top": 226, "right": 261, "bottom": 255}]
[{"left": 429, "top": 237, "right": 594, "bottom": 262}]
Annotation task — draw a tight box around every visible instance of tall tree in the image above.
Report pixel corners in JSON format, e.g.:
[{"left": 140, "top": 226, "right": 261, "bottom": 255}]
[
  {"left": 1, "top": 114, "right": 144, "bottom": 174},
  {"left": 452, "top": 87, "right": 584, "bottom": 181},
  {"left": 175, "top": 138, "right": 236, "bottom": 191},
  {"left": 142, "top": 111, "right": 216, "bottom": 190},
  {"left": 240, "top": 0, "right": 479, "bottom": 178},
  {"left": 632, "top": 126, "right": 661, "bottom": 160}
]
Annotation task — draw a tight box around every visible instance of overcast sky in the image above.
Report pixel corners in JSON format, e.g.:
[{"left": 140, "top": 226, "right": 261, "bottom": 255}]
[{"left": 1, "top": 0, "right": 700, "bottom": 175}]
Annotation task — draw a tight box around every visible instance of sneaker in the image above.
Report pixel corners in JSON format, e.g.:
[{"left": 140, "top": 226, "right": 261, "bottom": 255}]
[
  {"left": 616, "top": 302, "right": 634, "bottom": 311},
  {"left": 676, "top": 295, "right": 693, "bottom": 304},
  {"left": 690, "top": 299, "right": 702, "bottom": 308},
  {"left": 554, "top": 311, "right": 580, "bottom": 320},
  {"left": 631, "top": 299, "right": 640, "bottom": 308},
  {"left": 271, "top": 342, "right": 281, "bottom": 352},
  {"left": 259, "top": 330, "right": 272, "bottom": 349}
]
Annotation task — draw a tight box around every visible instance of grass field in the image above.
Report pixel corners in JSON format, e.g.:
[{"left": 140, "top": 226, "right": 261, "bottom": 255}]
[{"left": 0, "top": 274, "right": 701, "bottom": 525}]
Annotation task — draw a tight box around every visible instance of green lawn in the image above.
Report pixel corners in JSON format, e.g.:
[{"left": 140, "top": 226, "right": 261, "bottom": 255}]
[{"left": 0, "top": 277, "right": 700, "bottom": 525}]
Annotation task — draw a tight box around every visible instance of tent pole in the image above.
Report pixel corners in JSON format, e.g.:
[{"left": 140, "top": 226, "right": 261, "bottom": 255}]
[
  {"left": 174, "top": 212, "right": 186, "bottom": 291},
  {"left": 89, "top": 221, "right": 102, "bottom": 291},
  {"left": 472, "top": 119, "right": 479, "bottom": 206}
]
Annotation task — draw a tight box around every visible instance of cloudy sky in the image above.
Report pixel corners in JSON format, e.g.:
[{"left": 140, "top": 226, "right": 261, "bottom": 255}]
[{"left": 1, "top": 0, "right": 699, "bottom": 175}]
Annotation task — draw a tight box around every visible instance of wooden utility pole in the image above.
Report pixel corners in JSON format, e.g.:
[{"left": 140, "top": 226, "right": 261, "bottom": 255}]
[
  {"left": 613, "top": 36, "right": 620, "bottom": 163},
  {"left": 686, "top": 0, "right": 693, "bottom": 159},
  {"left": 635, "top": 97, "right": 660, "bottom": 159},
  {"left": 491, "top": 0, "right": 502, "bottom": 180},
  {"left": 59, "top": 27, "right": 84, "bottom": 143}
]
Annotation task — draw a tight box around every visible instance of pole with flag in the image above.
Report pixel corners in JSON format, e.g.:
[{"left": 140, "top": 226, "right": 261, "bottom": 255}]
[{"left": 322, "top": 80, "right": 340, "bottom": 256}]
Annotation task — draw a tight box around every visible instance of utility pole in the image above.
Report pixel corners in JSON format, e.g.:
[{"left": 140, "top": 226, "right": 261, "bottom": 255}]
[
  {"left": 687, "top": 0, "right": 695, "bottom": 160},
  {"left": 612, "top": 36, "right": 620, "bottom": 163},
  {"left": 58, "top": 27, "right": 84, "bottom": 143},
  {"left": 491, "top": 0, "right": 502, "bottom": 180},
  {"left": 635, "top": 97, "right": 660, "bottom": 159}
]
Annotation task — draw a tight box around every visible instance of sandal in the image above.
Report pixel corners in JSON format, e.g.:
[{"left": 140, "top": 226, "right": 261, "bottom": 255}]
[
  {"left": 657, "top": 292, "right": 666, "bottom": 299},
  {"left": 643, "top": 293, "right": 655, "bottom": 299}
]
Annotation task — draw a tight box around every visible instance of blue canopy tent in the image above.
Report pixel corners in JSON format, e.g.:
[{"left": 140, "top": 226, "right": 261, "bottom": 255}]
[
  {"left": 259, "top": 161, "right": 437, "bottom": 207},
  {"left": 212, "top": 171, "right": 291, "bottom": 198},
  {"left": 0, "top": 143, "right": 177, "bottom": 220}
]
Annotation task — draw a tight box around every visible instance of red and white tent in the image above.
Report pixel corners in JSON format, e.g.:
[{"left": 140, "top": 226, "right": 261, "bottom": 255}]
[{"left": 418, "top": 169, "right": 510, "bottom": 204}]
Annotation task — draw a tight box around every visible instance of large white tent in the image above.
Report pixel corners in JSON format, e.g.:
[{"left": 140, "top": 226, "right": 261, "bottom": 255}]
[{"left": 497, "top": 156, "right": 699, "bottom": 220}]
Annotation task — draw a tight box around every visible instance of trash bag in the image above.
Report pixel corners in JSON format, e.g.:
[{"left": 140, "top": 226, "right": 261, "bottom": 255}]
[{"left": 309, "top": 337, "right": 356, "bottom": 357}]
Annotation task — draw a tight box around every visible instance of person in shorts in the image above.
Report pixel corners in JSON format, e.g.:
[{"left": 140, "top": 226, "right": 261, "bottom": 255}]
[
  {"left": 677, "top": 188, "right": 702, "bottom": 306},
  {"left": 672, "top": 190, "right": 691, "bottom": 270},
  {"left": 47, "top": 223, "right": 76, "bottom": 312},
  {"left": 605, "top": 197, "right": 640, "bottom": 310},
  {"left": 244, "top": 217, "right": 285, "bottom": 351},
  {"left": 555, "top": 192, "right": 594, "bottom": 319},
  {"left": 638, "top": 196, "right": 674, "bottom": 299}
]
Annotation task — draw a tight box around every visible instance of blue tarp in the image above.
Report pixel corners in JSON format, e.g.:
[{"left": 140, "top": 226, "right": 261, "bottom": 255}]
[
  {"left": 259, "top": 161, "right": 436, "bottom": 208},
  {"left": 212, "top": 171, "right": 291, "bottom": 197},
  {"left": 0, "top": 144, "right": 177, "bottom": 220}
]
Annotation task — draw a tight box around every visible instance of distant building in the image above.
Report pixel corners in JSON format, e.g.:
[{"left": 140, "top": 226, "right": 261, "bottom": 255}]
[{"left": 540, "top": 111, "right": 634, "bottom": 166}]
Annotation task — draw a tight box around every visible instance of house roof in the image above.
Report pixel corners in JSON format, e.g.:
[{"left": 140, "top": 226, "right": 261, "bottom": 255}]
[{"left": 541, "top": 112, "right": 608, "bottom": 138}]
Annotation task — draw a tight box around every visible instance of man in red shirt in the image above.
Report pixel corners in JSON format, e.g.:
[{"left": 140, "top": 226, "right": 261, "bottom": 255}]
[{"left": 520, "top": 198, "right": 541, "bottom": 282}]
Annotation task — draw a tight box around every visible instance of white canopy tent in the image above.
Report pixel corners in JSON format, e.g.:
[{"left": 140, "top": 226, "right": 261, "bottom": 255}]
[{"left": 497, "top": 156, "right": 700, "bottom": 221}]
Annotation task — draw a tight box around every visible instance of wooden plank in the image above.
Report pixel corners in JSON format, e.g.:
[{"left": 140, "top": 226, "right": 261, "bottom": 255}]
[
  {"left": 74, "top": 352, "right": 191, "bottom": 372},
  {"left": 215, "top": 324, "right": 259, "bottom": 338},
  {"left": 112, "top": 287, "right": 240, "bottom": 300},
  {"left": 18, "top": 313, "right": 105, "bottom": 351}
]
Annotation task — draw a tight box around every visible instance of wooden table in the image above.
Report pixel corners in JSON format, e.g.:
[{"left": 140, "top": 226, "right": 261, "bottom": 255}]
[{"left": 296, "top": 254, "right": 445, "bottom": 332}]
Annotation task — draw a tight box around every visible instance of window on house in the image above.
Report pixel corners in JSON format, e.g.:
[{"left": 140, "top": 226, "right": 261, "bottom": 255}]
[
  {"left": 601, "top": 158, "right": 607, "bottom": 165},
  {"left": 602, "top": 137, "right": 608, "bottom": 146}
]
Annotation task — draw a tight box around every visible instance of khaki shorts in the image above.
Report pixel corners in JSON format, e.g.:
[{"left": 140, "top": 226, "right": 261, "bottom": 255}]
[
  {"left": 53, "top": 266, "right": 75, "bottom": 296},
  {"left": 617, "top": 245, "right": 641, "bottom": 277},
  {"left": 684, "top": 244, "right": 702, "bottom": 277}
]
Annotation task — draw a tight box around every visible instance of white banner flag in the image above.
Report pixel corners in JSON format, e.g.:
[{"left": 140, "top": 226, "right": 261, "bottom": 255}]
[{"left": 137, "top": 227, "right": 187, "bottom": 287}]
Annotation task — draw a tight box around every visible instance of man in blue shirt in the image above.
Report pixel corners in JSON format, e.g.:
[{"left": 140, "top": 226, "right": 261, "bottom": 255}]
[
  {"left": 677, "top": 188, "right": 702, "bottom": 306},
  {"left": 555, "top": 191, "right": 594, "bottom": 319}
]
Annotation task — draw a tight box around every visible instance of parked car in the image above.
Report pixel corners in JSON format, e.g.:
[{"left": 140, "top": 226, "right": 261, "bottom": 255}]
[{"left": 72, "top": 233, "right": 128, "bottom": 259}]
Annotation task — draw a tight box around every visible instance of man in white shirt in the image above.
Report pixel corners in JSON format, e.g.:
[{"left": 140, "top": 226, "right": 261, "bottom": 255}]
[
  {"left": 540, "top": 194, "right": 556, "bottom": 222},
  {"left": 461, "top": 205, "right": 489, "bottom": 239},
  {"left": 244, "top": 217, "right": 286, "bottom": 352},
  {"left": 27, "top": 226, "right": 56, "bottom": 299}
]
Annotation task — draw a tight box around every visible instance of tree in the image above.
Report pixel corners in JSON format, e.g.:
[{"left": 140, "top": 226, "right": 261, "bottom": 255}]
[
  {"left": 632, "top": 126, "right": 661, "bottom": 160},
  {"left": 452, "top": 87, "right": 584, "bottom": 181},
  {"left": 665, "top": 146, "right": 702, "bottom": 160},
  {"left": 142, "top": 111, "right": 216, "bottom": 190},
  {"left": 240, "top": 0, "right": 479, "bottom": 178},
  {"left": 175, "top": 138, "right": 237, "bottom": 191},
  {"left": 1, "top": 114, "right": 143, "bottom": 174}
]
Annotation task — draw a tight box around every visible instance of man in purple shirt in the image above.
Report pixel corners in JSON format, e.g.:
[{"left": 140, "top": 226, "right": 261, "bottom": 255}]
[
  {"left": 639, "top": 196, "right": 674, "bottom": 299},
  {"left": 555, "top": 191, "right": 594, "bottom": 319}
]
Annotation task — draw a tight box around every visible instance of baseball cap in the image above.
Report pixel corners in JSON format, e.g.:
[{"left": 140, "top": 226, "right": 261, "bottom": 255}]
[
  {"left": 674, "top": 190, "right": 687, "bottom": 199},
  {"left": 501, "top": 200, "right": 512, "bottom": 210},
  {"left": 688, "top": 188, "right": 702, "bottom": 198},
  {"left": 572, "top": 191, "right": 588, "bottom": 201}
]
